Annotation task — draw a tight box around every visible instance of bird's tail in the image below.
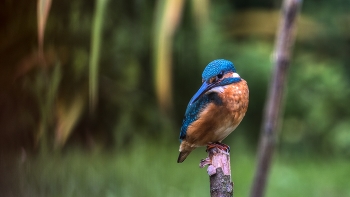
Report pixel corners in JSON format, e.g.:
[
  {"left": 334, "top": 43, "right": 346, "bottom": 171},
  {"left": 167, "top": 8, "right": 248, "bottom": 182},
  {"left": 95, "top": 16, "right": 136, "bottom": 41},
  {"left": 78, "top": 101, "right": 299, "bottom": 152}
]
[
  {"left": 177, "top": 151, "right": 192, "bottom": 163},
  {"left": 177, "top": 141, "right": 195, "bottom": 163}
]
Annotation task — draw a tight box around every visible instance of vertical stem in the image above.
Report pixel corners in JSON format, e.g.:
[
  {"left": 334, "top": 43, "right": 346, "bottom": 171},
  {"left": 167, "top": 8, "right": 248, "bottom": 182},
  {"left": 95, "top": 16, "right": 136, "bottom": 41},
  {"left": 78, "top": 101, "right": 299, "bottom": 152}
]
[
  {"left": 250, "top": 0, "right": 302, "bottom": 197},
  {"left": 37, "top": 0, "right": 52, "bottom": 63},
  {"left": 153, "top": 0, "right": 184, "bottom": 114},
  {"left": 89, "top": 0, "right": 108, "bottom": 112},
  {"left": 36, "top": 0, "right": 51, "bottom": 152},
  {"left": 191, "top": 0, "right": 210, "bottom": 28}
]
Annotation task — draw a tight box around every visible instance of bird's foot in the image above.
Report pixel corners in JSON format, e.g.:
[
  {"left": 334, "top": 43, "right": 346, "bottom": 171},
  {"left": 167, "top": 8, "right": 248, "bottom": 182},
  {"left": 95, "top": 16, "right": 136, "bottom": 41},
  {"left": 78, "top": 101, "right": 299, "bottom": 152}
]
[{"left": 206, "top": 142, "right": 230, "bottom": 153}]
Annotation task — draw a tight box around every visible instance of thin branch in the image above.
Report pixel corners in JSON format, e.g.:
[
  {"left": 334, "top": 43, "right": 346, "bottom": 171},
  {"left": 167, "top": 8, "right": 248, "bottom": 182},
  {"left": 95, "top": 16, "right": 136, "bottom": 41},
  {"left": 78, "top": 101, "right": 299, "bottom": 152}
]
[{"left": 250, "top": 0, "right": 302, "bottom": 197}]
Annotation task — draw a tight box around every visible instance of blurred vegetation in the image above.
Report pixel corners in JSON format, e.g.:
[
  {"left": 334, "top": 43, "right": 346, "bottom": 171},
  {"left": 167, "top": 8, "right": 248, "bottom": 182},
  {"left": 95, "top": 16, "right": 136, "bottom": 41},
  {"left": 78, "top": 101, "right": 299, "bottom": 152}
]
[
  {"left": 1, "top": 0, "right": 350, "bottom": 196},
  {"left": 2, "top": 140, "right": 350, "bottom": 197}
]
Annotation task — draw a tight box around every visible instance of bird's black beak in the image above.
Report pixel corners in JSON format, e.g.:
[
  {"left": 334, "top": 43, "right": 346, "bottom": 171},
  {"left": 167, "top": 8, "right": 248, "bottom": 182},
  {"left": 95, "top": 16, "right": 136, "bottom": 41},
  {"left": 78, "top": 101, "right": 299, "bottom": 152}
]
[{"left": 189, "top": 81, "right": 213, "bottom": 105}]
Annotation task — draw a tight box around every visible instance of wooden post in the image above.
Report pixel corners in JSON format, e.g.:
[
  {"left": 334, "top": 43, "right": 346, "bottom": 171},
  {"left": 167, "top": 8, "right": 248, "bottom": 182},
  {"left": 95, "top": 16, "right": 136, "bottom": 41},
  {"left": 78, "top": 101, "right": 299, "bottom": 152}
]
[
  {"left": 200, "top": 147, "right": 233, "bottom": 197},
  {"left": 250, "top": 0, "right": 302, "bottom": 197}
]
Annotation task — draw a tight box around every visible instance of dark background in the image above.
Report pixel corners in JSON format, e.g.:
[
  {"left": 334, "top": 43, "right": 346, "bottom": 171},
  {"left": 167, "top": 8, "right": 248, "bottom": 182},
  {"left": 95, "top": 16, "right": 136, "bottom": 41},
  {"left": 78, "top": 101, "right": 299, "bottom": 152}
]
[{"left": 1, "top": 0, "right": 349, "bottom": 196}]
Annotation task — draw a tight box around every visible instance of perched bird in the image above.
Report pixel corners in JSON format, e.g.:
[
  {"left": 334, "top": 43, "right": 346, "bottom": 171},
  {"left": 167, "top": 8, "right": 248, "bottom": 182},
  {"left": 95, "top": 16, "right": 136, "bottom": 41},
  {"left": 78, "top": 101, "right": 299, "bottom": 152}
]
[{"left": 177, "top": 59, "right": 249, "bottom": 163}]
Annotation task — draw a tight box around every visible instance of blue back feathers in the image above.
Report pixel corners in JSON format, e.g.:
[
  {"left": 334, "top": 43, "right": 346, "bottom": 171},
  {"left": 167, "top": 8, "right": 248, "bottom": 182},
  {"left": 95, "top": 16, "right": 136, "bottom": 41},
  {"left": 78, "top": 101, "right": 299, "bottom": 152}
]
[
  {"left": 202, "top": 59, "right": 236, "bottom": 81},
  {"left": 180, "top": 93, "right": 223, "bottom": 140}
]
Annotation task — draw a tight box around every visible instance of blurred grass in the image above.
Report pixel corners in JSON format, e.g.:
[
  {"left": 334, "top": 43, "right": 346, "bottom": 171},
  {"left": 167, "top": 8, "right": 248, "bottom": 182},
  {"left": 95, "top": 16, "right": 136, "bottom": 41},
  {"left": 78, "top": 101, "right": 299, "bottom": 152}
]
[{"left": 6, "top": 137, "right": 349, "bottom": 197}]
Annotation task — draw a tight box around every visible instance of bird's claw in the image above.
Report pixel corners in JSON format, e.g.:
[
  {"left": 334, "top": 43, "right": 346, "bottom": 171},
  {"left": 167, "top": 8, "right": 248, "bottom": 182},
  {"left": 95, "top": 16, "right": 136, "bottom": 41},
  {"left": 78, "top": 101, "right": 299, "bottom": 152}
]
[{"left": 206, "top": 142, "right": 230, "bottom": 153}]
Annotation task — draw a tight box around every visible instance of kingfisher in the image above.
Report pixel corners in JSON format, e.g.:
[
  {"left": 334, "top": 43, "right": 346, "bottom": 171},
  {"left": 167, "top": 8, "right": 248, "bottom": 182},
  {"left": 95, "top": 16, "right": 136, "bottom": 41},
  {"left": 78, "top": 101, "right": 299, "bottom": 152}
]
[{"left": 177, "top": 59, "right": 249, "bottom": 163}]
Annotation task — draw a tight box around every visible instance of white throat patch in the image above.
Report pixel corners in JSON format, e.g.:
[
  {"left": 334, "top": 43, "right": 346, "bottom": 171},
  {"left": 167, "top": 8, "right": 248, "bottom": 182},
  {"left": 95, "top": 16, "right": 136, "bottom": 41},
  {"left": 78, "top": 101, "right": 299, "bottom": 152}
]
[{"left": 207, "top": 86, "right": 226, "bottom": 94}]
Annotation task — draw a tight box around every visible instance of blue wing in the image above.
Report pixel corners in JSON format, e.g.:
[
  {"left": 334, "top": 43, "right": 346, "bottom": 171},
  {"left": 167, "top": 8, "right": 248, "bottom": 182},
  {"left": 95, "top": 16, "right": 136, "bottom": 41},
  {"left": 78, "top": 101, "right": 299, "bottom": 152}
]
[{"left": 179, "top": 93, "right": 223, "bottom": 141}]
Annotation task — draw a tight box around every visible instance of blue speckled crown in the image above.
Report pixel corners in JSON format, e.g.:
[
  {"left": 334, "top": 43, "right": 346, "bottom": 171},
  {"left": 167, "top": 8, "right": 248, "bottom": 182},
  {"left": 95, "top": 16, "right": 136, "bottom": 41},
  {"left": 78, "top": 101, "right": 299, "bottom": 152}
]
[{"left": 202, "top": 59, "right": 236, "bottom": 80}]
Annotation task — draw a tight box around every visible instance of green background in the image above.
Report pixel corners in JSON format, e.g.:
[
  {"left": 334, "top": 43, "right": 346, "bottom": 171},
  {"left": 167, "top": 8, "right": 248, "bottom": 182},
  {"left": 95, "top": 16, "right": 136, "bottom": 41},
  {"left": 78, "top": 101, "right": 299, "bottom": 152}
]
[{"left": 1, "top": 0, "right": 349, "bottom": 196}]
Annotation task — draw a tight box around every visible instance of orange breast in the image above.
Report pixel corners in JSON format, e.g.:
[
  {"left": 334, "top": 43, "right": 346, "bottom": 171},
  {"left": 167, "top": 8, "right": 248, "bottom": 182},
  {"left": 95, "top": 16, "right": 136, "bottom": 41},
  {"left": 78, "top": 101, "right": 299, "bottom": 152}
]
[
  {"left": 185, "top": 79, "right": 249, "bottom": 147},
  {"left": 221, "top": 79, "right": 249, "bottom": 126}
]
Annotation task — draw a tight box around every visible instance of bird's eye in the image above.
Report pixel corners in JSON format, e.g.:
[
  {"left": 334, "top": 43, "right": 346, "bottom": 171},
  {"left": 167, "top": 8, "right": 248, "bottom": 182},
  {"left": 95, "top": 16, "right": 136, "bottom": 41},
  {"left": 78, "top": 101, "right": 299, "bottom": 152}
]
[{"left": 217, "top": 72, "right": 224, "bottom": 79}]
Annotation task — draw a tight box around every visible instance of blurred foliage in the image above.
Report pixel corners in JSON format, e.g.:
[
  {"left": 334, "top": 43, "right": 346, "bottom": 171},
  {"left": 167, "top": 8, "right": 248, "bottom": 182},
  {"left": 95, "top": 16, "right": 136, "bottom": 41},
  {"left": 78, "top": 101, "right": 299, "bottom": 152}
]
[
  {"left": 1, "top": 0, "right": 350, "bottom": 195},
  {"left": 2, "top": 140, "right": 350, "bottom": 197},
  {"left": 283, "top": 56, "right": 350, "bottom": 156}
]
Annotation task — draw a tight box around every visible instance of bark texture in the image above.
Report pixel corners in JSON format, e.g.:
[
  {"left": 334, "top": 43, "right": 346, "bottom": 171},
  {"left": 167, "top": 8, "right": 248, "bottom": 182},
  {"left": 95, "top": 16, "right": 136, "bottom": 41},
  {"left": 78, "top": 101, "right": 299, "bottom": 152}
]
[{"left": 200, "top": 147, "right": 233, "bottom": 197}]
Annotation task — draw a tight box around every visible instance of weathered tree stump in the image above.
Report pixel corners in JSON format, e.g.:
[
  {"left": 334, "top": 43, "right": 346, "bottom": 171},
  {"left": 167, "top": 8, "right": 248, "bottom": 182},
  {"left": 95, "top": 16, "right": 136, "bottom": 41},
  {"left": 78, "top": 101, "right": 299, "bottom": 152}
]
[{"left": 200, "top": 147, "right": 233, "bottom": 197}]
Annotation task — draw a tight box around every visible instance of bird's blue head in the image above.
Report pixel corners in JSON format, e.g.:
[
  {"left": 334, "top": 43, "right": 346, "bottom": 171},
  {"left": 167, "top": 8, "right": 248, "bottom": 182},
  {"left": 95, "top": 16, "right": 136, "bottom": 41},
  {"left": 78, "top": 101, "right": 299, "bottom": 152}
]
[{"left": 189, "top": 59, "right": 241, "bottom": 105}]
